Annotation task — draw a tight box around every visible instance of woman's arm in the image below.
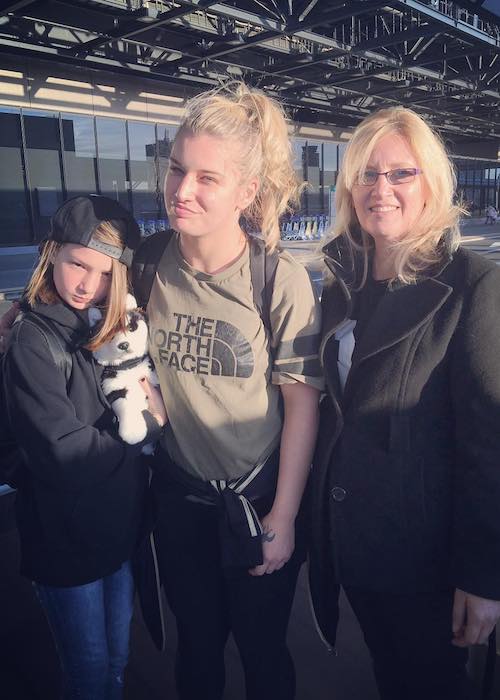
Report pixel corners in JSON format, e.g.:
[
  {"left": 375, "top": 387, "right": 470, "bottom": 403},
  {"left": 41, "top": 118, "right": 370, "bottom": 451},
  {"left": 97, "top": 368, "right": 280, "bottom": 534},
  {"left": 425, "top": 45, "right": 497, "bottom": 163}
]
[
  {"left": 249, "top": 381, "right": 320, "bottom": 576},
  {"left": 248, "top": 255, "right": 322, "bottom": 576},
  {"left": 450, "top": 264, "right": 500, "bottom": 643}
]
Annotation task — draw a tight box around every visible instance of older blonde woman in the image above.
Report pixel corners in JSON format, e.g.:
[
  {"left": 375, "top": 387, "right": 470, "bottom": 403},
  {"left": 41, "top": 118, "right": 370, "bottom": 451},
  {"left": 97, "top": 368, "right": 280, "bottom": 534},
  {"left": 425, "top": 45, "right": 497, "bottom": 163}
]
[{"left": 309, "top": 106, "right": 500, "bottom": 700}]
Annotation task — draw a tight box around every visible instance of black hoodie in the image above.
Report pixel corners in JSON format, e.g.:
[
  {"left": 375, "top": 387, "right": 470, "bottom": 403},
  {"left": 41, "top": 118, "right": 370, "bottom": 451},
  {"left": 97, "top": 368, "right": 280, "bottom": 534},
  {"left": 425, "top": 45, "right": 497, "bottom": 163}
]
[{"left": 3, "top": 301, "right": 160, "bottom": 586}]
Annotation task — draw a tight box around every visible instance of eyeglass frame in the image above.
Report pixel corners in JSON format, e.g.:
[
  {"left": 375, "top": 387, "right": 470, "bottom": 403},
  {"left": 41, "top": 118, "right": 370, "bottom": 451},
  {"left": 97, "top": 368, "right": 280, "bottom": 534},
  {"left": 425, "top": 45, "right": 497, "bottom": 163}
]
[{"left": 355, "top": 168, "right": 423, "bottom": 186}]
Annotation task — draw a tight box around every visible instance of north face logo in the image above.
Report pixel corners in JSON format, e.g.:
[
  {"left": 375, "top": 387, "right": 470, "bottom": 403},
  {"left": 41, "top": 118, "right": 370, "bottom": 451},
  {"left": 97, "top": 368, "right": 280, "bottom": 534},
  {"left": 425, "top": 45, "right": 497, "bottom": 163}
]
[{"left": 152, "top": 313, "right": 254, "bottom": 378}]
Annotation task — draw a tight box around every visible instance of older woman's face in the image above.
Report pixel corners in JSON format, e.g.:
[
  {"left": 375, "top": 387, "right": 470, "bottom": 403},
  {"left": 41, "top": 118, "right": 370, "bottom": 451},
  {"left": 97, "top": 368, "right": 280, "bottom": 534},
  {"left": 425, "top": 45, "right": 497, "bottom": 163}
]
[{"left": 351, "top": 133, "right": 426, "bottom": 246}]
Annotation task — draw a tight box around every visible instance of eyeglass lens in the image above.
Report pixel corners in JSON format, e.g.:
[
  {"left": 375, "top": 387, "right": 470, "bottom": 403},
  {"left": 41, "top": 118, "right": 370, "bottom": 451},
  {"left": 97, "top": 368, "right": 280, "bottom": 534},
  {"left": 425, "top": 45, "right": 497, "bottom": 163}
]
[{"left": 359, "top": 168, "right": 419, "bottom": 185}]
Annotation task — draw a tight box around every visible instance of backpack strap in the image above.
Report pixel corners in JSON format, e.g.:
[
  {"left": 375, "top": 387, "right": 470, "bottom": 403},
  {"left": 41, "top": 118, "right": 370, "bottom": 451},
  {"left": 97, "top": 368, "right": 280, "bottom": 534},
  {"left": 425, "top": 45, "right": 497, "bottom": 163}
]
[
  {"left": 248, "top": 235, "right": 280, "bottom": 338},
  {"left": 131, "top": 229, "right": 279, "bottom": 337},
  {"left": 19, "top": 314, "right": 73, "bottom": 383},
  {"left": 0, "top": 313, "right": 73, "bottom": 490},
  {"left": 132, "top": 230, "right": 175, "bottom": 308}
]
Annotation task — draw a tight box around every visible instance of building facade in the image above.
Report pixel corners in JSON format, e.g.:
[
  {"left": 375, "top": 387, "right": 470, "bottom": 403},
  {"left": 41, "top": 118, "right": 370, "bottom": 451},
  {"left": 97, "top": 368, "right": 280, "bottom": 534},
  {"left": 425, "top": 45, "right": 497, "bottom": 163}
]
[
  {"left": 0, "top": 56, "right": 498, "bottom": 248},
  {"left": 0, "top": 57, "right": 349, "bottom": 247}
]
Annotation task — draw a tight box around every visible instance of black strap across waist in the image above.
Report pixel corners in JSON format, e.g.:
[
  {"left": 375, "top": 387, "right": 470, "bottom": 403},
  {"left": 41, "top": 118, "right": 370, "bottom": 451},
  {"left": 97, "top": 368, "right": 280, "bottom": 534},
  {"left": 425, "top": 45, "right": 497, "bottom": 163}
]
[{"left": 153, "top": 447, "right": 280, "bottom": 568}]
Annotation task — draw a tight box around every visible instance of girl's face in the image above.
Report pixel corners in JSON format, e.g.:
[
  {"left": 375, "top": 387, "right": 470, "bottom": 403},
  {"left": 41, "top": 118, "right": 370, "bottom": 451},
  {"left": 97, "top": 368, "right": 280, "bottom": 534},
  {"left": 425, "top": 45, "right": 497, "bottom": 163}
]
[
  {"left": 351, "top": 133, "right": 426, "bottom": 246},
  {"left": 52, "top": 243, "right": 113, "bottom": 310},
  {"left": 164, "top": 130, "right": 257, "bottom": 241}
]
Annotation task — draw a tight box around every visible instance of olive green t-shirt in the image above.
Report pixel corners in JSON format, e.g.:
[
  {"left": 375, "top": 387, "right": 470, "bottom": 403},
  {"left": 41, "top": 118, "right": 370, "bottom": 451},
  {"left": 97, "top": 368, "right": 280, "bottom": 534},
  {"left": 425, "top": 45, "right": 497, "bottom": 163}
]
[{"left": 147, "top": 236, "right": 323, "bottom": 481}]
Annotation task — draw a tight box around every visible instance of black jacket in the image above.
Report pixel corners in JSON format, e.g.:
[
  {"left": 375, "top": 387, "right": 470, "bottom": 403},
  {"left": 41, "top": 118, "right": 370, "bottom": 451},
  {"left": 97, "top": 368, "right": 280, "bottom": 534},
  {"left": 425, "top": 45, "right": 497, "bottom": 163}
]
[
  {"left": 309, "top": 241, "right": 500, "bottom": 649},
  {"left": 3, "top": 302, "right": 159, "bottom": 586}
]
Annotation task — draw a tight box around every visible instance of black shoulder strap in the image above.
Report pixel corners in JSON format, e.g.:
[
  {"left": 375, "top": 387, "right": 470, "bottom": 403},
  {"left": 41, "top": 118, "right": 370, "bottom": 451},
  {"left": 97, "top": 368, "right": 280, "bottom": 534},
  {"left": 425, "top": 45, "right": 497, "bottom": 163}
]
[
  {"left": 132, "top": 230, "right": 175, "bottom": 308},
  {"left": 248, "top": 235, "right": 280, "bottom": 337},
  {"left": 20, "top": 314, "right": 73, "bottom": 383},
  {"left": 0, "top": 314, "right": 72, "bottom": 489},
  {"left": 131, "top": 229, "right": 279, "bottom": 336}
]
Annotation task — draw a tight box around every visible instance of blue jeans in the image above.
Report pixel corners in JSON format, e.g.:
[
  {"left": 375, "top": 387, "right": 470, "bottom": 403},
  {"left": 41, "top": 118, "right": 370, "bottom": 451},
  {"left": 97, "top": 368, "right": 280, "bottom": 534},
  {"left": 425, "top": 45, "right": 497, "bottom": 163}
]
[{"left": 34, "top": 561, "right": 134, "bottom": 700}]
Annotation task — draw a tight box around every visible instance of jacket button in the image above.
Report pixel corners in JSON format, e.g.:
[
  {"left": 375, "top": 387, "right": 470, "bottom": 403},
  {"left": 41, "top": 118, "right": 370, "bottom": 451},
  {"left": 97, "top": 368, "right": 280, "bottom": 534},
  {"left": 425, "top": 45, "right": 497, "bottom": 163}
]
[{"left": 331, "top": 486, "right": 347, "bottom": 502}]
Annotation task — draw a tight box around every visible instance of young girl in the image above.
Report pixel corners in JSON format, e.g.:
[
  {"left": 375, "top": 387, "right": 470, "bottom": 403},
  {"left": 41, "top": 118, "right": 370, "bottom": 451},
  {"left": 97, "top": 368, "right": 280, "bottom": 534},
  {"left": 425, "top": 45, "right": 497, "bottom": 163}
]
[
  {"left": 2, "top": 195, "right": 166, "bottom": 700},
  {"left": 146, "top": 82, "right": 323, "bottom": 700}
]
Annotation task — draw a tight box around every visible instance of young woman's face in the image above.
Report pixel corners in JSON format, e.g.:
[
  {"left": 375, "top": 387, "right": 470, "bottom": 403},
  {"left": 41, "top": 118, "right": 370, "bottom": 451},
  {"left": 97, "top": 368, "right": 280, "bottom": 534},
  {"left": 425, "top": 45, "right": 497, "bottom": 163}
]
[
  {"left": 351, "top": 133, "right": 426, "bottom": 246},
  {"left": 52, "top": 243, "right": 113, "bottom": 310},
  {"left": 164, "top": 130, "right": 256, "bottom": 240}
]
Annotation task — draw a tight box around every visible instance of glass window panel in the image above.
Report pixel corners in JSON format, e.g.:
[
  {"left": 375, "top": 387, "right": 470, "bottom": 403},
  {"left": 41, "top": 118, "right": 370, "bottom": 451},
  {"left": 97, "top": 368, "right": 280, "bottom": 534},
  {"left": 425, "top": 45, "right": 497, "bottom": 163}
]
[
  {"left": 456, "top": 160, "right": 467, "bottom": 186},
  {"left": 322, "top": 142, "right": 339, "bottom": 225},
  {"left": 485, "top": 167, "right": 496, "bottom": 182},
  {"left": 96, "top": 117, "right": 129, "bottom": 209},
  {"left": 62, "top": 114, "right": 97, "bottom": 198},
  {"left": 157, "top": 124, "right": 176, "bottom": 219},
  {"left": 292, "top": 138, "right": 307, "bottom": 214},
  {"left": 338, "top": 142, "right": 348, "bottom": 169},
  {"left": 306, "top": 140, "right": 322, "bottom": 216},
  {"left": 23, "top": 110, "right": 64, "bottom": 240},
  {"left": 0, "top": 108, "right": 31, "bottom": 245},
  {"left": 96, "top": 118, "right": 127, "bottom": 158},
  {"left": 292, "top": 138, "right": 307, "bottom": 182},
  {"left": 128, "top": 121, "right": 159, "bottom": 222},
  {"left": 483, "top": 189, "right": 491, "bottom": 212},
  {"left": 323, "top": 143, "right": 338, "bottom": 187},
  {"left": 463, "top": 187, "right": 475, "bottom": 212}
]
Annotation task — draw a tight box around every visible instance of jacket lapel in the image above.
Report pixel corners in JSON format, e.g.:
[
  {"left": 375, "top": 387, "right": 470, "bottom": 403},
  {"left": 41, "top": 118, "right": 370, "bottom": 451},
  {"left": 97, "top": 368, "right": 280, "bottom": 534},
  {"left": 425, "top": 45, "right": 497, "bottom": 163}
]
[
  {"left": 352, "top": 277, "right": 452, "bottom": 365},
  {"left": 319, "top": 259, "right": 352, "bottom": 400},
  {"left": 321, "top": 235, "right": 454, "bottom": 376},
  {"left": 321, "top": 257, "right": 352, "bottom": 337}
]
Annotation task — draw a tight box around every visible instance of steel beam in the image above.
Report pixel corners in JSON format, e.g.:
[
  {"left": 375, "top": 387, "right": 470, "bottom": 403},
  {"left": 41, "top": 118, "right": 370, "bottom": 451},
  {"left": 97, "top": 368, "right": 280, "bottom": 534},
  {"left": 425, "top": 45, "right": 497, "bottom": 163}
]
[
  {"left": 354, "top": 24, "right": 440, "bottom": 53},
  {"left": 0, "top": 0, "right": 37, "bottom": 14},
  {"left": 66, "top": 0, "right": 218, "bottom": 56},
  {"left": 393, "top": 0, "right": 500, "bottom": 47},
  {"left": 152, "top": 0, "right": 375, "bottom": 72},
  {"left": 0, "top": 0, "right": 498, "bottom": 140}
]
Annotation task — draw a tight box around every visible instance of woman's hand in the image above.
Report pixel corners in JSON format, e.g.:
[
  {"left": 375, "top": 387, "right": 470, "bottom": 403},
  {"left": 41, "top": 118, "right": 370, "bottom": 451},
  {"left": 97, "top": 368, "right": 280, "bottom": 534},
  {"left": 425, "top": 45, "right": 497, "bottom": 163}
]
[
  {"left": 248, "top": 511, "right": 295, "bottom": 576},
  {"left": 0, "top": 301, "right": 21, "bottom": 354},
  {"left": 139, "top": 377, "right": 168, "bottom": 428},
  {"left": 247, "top": 383, "right": 319, "bottom": 577},
  {"left": 452, "top": 588, "right": 500, "bottom": 646}
]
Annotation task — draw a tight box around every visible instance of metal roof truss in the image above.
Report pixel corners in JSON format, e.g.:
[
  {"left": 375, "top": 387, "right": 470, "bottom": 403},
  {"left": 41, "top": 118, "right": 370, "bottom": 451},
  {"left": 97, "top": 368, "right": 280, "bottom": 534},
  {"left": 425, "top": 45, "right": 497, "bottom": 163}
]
[{"left": 0, "top": 0, "right": 498, "bottom": 139}]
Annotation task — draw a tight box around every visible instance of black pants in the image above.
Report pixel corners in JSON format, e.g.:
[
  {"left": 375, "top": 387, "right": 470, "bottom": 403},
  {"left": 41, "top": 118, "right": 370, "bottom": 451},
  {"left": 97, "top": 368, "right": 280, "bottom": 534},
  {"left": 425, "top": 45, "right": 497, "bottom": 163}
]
[
  {"left": 344, "top": 586, "right": 473, "bottom": 700},
  {"left": 153, "top": 479, "right": 306, "bottom": 700}
]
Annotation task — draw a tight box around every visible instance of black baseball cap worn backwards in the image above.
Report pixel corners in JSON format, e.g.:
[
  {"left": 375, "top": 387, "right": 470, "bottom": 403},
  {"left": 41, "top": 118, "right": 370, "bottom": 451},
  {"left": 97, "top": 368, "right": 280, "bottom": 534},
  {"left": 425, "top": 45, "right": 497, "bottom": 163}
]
[{"left": 48, "top": 195, "right": 141, "bottom": 268}]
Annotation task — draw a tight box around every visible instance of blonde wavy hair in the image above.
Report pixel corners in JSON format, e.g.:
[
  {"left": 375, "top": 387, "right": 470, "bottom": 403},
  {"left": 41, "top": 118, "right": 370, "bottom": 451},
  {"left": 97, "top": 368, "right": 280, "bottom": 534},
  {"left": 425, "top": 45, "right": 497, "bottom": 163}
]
[
  {"left": 332, "top": 106, "right": 465, "bottom": 284},
  {"left": 25, "top": 222, "right": 129, "bottom": 350},
  {"left": 175, "top": 81, "right": 303, "bottom": 250}
]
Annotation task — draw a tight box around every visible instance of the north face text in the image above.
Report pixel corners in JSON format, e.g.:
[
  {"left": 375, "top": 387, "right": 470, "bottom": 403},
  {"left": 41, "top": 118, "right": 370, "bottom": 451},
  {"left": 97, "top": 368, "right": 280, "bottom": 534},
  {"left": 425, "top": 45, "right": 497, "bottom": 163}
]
[{"left": 152, "top": 313, "right": 254, "bottom": 378}]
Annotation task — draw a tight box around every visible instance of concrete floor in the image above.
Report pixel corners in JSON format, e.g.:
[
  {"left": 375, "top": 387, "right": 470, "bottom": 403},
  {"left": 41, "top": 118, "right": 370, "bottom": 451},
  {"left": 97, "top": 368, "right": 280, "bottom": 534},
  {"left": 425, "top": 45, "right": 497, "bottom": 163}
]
[
  {"left": 1, "top": 491, "right": 496, "bottom": 699},
  {"left": 0, "top": 491, "right": 378, "bottom": 700}
]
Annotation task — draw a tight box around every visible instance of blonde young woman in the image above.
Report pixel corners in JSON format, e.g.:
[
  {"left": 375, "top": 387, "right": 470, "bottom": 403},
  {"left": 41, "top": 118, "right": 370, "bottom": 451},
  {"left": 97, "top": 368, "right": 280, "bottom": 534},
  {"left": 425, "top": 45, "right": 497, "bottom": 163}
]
[
  {"left": 309, "top": 107, "right": 500, "bottom": 699},
  {"left": 2, "top": 195, "right": 166, "bottom": 700},
  {"left": 145, "top": 83, "right": 322, "bottom": 700}
]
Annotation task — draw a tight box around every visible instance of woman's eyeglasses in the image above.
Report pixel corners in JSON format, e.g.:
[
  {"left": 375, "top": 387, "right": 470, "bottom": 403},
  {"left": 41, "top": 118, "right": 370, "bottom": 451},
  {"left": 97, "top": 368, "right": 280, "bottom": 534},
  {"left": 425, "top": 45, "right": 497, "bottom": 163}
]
[{"left": 356, "top": 168, "right": 423, "bottom": 186}]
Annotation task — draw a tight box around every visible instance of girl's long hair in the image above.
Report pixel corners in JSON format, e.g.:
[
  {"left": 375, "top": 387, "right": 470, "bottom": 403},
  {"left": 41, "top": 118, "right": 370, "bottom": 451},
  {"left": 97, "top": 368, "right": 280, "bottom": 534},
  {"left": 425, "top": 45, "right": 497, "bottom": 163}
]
[
  {"left": 25, "top": 222, "right": 128, "bottom": 350},
  {"left": 176, "top": 81, "right": 303, "bottom": 250}
]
